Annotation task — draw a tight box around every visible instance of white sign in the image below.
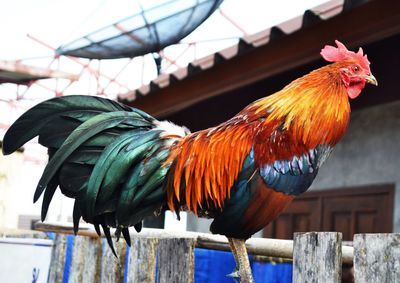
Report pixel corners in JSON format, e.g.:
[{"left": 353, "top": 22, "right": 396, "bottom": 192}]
[{"left": 0, "top": 238, "right": 53, "bottom": 283}]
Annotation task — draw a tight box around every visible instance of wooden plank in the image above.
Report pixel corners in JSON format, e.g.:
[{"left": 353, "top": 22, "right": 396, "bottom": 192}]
[
  {"left": 293, "top": 232, "right": 342, "bottom": 283},
  {"left": 100, "top": 239, "right": 127, "bottom": 283},
  {"left": 0, "top": 59, "right": 79, "bottom": 83},
  {"left": 68, "top": 236, "right": 102, "bottom": 283},
  {"left": 128, "top": 0, "right": 400, "bottom": 118},
  {"left": 126, "top": 238, "right": 158, "bottom": 283},
  {"left": 48, "top": 234, "right": 67, "bottom": 283},
  {"left": 156, "top": 238, "right": 196, "bottom": 283},
  {"left": 354, "top": 233, "right": 400, "bottom": 283}
]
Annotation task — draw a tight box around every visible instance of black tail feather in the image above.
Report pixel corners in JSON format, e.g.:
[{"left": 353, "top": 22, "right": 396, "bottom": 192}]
[
  {"left": 72, "top": 201, "right": 81, "bottom": 235},
  {"left": 94, "top": 223, "right": 101, "bottom": 237},
  {"left": 122, "top": 228, "right": 131, "bottom": 246},
  {"left": 102, "top": 224, "right": 117, "bottom": 257},
  {"left": 40, "top": 177, "right": 59, "bottom": 221},
  {"left": 134, "top": 222, "right": 143, "bottom": 233}
]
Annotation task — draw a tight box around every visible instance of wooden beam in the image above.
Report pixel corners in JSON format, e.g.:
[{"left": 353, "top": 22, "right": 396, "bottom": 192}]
[
  {"left": 0, "top": 60, "right": 79, "bottom": 83},
  {"left": 129, "top": 0, "right": 400, "bottom": 117}
]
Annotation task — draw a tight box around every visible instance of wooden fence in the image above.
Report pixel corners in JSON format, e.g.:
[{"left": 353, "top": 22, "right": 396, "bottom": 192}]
[{"left": 2, "top": 224, "right": 400, "bottom": 283}]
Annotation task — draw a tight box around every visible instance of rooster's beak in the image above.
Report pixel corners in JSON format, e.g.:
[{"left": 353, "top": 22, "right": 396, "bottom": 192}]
[{"left": 365, "top": 74, "right": 378, "bottom": 86}]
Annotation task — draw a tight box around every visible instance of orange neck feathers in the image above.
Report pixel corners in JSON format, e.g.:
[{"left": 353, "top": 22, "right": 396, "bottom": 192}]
[{"left": 248, "top": 64, "right": 351, "bottom": 149}]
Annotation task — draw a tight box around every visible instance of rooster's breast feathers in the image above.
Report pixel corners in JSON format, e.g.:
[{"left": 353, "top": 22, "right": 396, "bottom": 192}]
[{"left": 166, "top": 106, "right": 336, "bottom": 208}]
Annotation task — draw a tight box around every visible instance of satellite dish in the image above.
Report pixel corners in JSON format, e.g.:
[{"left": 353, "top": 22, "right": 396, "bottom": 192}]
[{"left": 56, "top": 0, "right": 223, "bottom": 59}]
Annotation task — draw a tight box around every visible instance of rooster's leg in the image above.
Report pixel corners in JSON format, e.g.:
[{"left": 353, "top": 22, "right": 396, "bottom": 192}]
[{"left": 228, "top": 238, "right": 254, "bottom": 283}]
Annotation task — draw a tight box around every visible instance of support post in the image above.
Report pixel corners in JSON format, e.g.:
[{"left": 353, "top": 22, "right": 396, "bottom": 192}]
[
  {"left": 126, "top": 238, "right": 158, "bottom": 283},
  {"left": 68, "top": 236, "right": 102, "bottom": 283},
  {"left": 353, "top": 233, "right": 400, "bottom": 283},
  {"left": 48, "top": 234, "right": 68, "bottom": 283},
  {"left": 100, "top": 239, "right": 127, "bottom": 283},
  {"left": 156, "top": 238, "right": 196, "bottom": 283},
  {"left": 293, "top": 232, "right": 342, "bottom": 283}
]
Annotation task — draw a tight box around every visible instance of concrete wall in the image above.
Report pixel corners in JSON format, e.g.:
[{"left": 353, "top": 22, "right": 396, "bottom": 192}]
[
  {"left": 186, "top": 100, "right": 400, "bottom": 235},
  {"left": 311, "top": 100, "right": 400, "bottom": 232}
]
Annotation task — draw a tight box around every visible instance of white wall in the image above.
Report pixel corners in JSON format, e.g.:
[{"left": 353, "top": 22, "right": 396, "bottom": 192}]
[{"left": 0, "top": 152, "right": 74, "bottom": 229}]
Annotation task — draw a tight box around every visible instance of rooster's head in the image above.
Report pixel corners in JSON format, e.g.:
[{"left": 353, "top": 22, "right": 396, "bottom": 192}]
[{"left": 320, "top": 40, "right": 377, "bottom": 99}]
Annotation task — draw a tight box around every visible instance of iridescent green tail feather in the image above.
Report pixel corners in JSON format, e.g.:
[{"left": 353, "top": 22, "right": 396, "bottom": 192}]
[{"left": 3, "top": 95, "right": 174, "bottom": 255}]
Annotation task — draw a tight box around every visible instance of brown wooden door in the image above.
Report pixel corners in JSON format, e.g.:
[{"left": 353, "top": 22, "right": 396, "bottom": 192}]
[
  {"left": 263, "top": 184, "right": 394, "bottom": 241},
  {"left": 263, "top": 196, "right": 321, "bottom": 238}
]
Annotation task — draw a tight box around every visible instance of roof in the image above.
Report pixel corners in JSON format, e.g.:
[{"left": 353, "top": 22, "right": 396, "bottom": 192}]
[
  {"left": 118, "top": 0, "right": 400, "bottom": 117},
  {"left": 56, "top": 0, "right": 223, "bottom": 59},
  {"left": 0, "top": 60, "right": 79, "bottom": 85}
]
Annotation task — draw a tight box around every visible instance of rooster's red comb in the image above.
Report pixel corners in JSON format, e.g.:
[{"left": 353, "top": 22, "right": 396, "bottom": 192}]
[{"left": 320, "top": 40, "right": 370, "bottom": 69}]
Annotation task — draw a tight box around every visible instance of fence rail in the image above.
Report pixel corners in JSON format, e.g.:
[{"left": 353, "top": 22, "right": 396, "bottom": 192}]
[{"left": 2, "top": 223, "right": 400, "bottom": 282}]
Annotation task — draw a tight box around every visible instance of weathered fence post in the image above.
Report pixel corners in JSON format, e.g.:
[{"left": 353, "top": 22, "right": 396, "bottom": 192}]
[
  {"left": 68, "top": 236, "right": 102, "bottom": 283},
  {"left": 100, "top": 239, "right": 127, "bottom": 283},
  {"left": 126, "top": 237, "right": 158, "bottom": 283},
  {"left": 293, "top": 232, "right": 342, "bottom": 283},
  {"left": 157, "top": 237, "right": 196, "bottom": 283},
  {"left": 354, "top": 233, "right": 400, "bottom": 283},
  {"left": 48, "top": 234, "right": 68, "bottom": 283}
]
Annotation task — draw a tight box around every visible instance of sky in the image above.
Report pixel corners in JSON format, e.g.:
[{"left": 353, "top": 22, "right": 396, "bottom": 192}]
[{"left": 0, "top": 0, "right": 329, "bottom": 226}]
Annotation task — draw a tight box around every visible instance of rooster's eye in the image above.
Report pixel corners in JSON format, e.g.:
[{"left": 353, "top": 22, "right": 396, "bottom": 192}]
[{"left": 352, "top": 65, "right": 360, "bottom": 73}]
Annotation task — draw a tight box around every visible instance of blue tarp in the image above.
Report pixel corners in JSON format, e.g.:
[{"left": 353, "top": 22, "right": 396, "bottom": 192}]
[{"left": 194, "top": 248, "right": 292, "bottom": 283}]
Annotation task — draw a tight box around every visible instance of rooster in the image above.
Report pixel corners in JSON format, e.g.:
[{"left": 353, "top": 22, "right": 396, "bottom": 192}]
[{"left": 2, "top": 41, "right": 376, "bottom": 282}]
